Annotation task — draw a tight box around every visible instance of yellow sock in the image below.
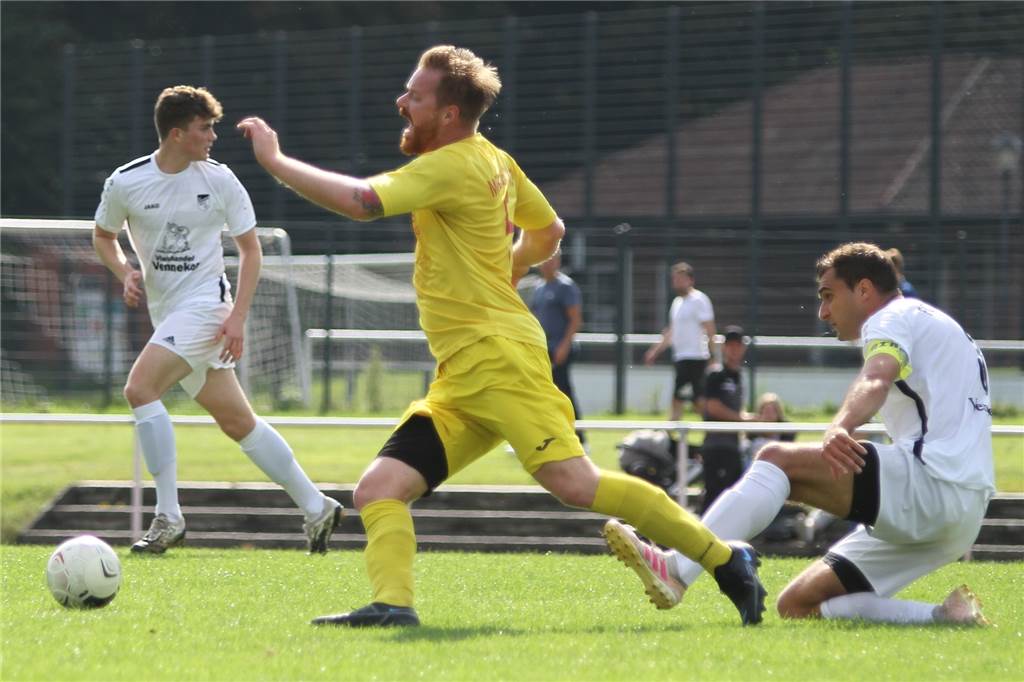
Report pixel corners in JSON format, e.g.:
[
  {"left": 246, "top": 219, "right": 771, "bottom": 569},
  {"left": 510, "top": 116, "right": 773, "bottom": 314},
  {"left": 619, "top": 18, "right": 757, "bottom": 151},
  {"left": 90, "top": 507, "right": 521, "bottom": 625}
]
[
  {"left": 591, "top": 470, "right": 732, "bottom": 573},
  {"left": 360, "top": 499, "right": 416, "bottom": 607}
]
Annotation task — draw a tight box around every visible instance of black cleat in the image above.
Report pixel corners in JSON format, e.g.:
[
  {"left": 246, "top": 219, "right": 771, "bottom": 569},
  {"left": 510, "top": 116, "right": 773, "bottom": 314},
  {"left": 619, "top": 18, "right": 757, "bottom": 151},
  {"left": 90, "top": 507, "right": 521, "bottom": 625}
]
[
  {"left": 311, "top": 602, "right": 420, "bottom": 627},
  {"left": 712, "top": 542, "right": 767, "bottom": 626}
]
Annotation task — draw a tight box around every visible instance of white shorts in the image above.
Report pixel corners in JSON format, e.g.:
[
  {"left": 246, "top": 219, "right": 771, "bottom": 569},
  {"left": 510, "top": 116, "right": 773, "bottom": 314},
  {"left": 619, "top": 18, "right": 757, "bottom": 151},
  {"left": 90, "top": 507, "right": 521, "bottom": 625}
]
[
  {"left": 149, "top": 302, "right": 235, "bottom": 398},
  {"left": 829, "top": 443, "right": 991, "bottom": 597}
]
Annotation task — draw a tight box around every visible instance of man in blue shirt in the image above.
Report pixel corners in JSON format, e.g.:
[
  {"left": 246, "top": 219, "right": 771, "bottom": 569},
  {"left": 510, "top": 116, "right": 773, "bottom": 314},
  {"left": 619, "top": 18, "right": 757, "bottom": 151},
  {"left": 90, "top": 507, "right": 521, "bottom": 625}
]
[{"left": 530, "top": 251, "right": 586, "bottom": 447}]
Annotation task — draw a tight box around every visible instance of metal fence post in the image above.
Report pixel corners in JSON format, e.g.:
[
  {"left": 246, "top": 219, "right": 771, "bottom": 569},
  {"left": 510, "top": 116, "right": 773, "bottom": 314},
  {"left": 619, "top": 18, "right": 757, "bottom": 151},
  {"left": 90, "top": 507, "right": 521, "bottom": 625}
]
[
  {"left": 62, "top": 44, "right": 76, "bottom": 217},
  {"left": 747, "top": 2, "right": 765, "bottom": 409},
  {"left": 102, "top": 270, "right": 114, "bottom": 408},
  {"left": 131, "top": 431, "right": 143, "bottom": 541},
  {"left": 928, "top": 1, "right": 944, "bottom": 303},
  {"left": 272, "top": 30, "right": 288, "bottom": 225},
  {"left": 614, "top": 223, "right": 632, "bottom": 415},
  {"left": 503, "top": 16, "right": 518, "bottom": 154},
  {"left": 349, "top": 26, "right": 363, "bottom": 174},
  {"left": 129, "top": 40, "right": 144, "bottom": 159},
  {"left": 676, "top": 427, "right": 690, "bottom": 510},
  {"left": 322, "top": 230, "right": 334, "bottom": 414},
  {"left": 583, "top": 12, "right": 597, "bottom": 233},
  {"left": 665, "top": 5, "right": 680, "bottom": 242},
  {"left": 956, "top": 229, "right": 967, "bottom": 324},
  {"left": 201, "top": 35, "right": 215, "bottom": 89},
  {"left": 839, "top": 0, "right": 852, "bottom": 244}
]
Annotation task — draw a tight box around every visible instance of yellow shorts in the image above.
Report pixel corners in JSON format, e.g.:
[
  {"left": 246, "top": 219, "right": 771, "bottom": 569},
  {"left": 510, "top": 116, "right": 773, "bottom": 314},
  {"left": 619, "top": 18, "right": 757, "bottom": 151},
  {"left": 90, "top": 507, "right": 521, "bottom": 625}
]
[{"left": 395, "top": 335, "right": 585, "bottom": 479}]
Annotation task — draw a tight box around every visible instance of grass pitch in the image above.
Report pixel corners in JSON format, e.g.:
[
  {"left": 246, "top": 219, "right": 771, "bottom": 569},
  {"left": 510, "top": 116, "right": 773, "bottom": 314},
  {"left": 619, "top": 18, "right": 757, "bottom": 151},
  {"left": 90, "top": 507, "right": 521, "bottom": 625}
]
[{"left": 1, "top": 546, "right": 1021, "bottom": 681}]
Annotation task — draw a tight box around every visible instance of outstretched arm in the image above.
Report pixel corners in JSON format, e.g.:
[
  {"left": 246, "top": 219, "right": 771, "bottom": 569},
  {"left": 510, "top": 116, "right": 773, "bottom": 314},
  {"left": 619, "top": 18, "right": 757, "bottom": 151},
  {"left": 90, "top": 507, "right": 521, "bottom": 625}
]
[
  {"left": 511, "top": 218, "right": 565, "bottom": 285},
  {"left": 822, "top": 353, "right": 900, "bottom": 478},
  {"left": 237, "top": 116, "right": 382, "bottom": 221}
]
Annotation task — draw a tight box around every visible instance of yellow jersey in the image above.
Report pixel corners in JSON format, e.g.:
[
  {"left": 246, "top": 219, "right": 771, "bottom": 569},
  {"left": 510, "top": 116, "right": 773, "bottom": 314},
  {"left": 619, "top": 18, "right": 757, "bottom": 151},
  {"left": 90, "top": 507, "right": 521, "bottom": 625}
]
[{"left": 368, "top": 133, "right": 557, "bottom": 364}]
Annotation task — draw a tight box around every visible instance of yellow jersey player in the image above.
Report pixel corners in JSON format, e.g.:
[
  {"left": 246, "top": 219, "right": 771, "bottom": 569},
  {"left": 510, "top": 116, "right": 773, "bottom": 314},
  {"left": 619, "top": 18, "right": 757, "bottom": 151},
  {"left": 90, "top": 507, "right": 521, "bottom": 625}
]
[{"left": 238, "top": 45, "right": 765, "bottom": 628}]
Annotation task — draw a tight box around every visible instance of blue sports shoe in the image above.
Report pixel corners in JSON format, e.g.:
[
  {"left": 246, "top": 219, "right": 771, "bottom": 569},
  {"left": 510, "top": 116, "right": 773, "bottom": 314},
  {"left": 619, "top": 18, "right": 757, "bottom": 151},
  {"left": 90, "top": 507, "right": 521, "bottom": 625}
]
[{"left": 712, "top": 542, "right": 767, "bottom": 626}]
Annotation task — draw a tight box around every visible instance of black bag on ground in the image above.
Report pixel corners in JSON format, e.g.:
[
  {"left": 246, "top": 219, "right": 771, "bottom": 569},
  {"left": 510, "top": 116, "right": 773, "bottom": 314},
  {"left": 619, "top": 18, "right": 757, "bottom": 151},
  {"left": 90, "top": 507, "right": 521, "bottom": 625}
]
[{"left": 617, "top": 429, "right": 679, "bottom": 490}]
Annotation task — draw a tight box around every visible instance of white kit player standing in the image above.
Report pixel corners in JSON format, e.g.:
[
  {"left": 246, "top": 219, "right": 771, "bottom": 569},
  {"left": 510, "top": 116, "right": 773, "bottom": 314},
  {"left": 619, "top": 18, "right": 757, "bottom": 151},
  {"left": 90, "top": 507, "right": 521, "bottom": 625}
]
[
  {"left": 92, "top": 85, "right": 342, "bottom": 555},
  {"left": 605, "top": 241, "right": 994, "bottom": 625}
]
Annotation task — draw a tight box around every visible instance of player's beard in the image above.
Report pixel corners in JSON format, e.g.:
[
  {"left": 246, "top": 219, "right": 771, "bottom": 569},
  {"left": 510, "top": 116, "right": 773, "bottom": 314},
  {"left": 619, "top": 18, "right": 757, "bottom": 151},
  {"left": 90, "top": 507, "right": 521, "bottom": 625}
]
[{"left": 399, "top": 112, "right": 441, "bottom": 156}]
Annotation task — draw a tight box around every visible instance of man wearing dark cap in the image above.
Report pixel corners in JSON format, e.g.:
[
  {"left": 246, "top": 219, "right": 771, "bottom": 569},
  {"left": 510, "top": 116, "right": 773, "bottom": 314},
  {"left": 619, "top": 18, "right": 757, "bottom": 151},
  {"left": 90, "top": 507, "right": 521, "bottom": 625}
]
[{"left": 700, "top": 325, "right": 754, "bottom": 512}]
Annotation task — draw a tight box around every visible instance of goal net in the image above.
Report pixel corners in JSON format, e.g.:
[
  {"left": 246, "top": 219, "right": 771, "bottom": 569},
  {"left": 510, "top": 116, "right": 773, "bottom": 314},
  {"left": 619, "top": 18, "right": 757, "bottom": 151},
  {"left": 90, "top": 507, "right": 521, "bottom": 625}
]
[
  {"left": 0, "top": 218, "right": 308, "bottom": 409},
  {"left": 260, "top": 252, "right": 432, "bottom": 411}
]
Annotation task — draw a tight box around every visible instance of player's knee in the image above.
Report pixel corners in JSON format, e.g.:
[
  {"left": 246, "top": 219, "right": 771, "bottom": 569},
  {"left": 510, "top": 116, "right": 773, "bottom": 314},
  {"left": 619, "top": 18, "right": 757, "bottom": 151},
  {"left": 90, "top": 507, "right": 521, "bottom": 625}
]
[
  {"left": 351, "top": 481, "right": 375, "bottom": 511},
  {"left": 549, "top": 480, "right": 595, "bottom": 509},
  {"left": 353, "top": 475, "right": 398, "bottom": 511},
  {"left": 753, "top": 441, "right": 787, "bottom": 468},
  {"left": 534, "top": 460, "right": 598, "bottom": 508},
  {"left": 776, "top": 585, "right": 817, "bottom": 620},
  {"left": 216, "top": 412, "right": 256, "bottom": 442},
  {"left": 123, "top": 380, "right": 157, "bottom": 408}
]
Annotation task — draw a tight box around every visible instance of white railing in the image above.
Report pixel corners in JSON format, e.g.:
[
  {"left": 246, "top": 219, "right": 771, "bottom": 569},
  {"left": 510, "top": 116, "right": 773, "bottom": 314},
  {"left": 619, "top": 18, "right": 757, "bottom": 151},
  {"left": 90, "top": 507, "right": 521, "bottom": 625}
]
[
  {"left": 3, "top": 413, "right": 1021, "bottom": 540},
  {"left": 305, "top": 328, "right": 1024, "bottom": 352}
]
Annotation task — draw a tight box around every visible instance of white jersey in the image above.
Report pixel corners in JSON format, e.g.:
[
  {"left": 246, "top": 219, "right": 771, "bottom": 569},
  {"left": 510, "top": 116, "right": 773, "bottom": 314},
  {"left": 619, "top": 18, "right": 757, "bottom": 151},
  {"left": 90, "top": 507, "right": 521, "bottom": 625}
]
[
  {"left": 668, "top": 289, "right": 714, "bottom": 360},
  {"left": 860, "top": 297, "right": 995, "bottom": 492},
  {"left": 94, "top": 152, "right": 256, "bottom": 321}
]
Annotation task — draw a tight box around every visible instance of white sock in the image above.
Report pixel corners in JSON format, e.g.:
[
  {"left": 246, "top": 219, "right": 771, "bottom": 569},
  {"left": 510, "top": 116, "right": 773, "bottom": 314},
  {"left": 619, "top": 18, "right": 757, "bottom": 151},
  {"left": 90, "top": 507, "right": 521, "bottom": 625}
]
[
  {"left": 239, "top": 418, "right": 324, "bottom": 518},
  {"left": 132, "top": 400, "right": 182, "bottom": 522},
  {"left": 821, "top": 592, "right": 938, "bottom": 624},
  {"left": 669, "top": 460, "right": 791, "bottom": 586}
]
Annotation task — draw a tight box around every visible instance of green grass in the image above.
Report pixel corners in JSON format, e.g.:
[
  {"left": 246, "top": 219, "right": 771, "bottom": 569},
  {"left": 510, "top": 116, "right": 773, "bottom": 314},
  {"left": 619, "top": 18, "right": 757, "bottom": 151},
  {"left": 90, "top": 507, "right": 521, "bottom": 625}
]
[
  {"left": 2, "top": 547, "right": 1021, "bottom": 681},
  {"left": 1, "top": 414, "right": 1022, "bottom": 543}
]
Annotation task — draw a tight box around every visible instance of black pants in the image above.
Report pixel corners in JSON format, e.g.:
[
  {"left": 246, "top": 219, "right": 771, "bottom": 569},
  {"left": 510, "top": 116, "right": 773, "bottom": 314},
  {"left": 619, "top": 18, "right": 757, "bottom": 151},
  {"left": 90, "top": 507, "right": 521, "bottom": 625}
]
[
  {"left": 550, "top": 352, "right": 586, "bottom": 445},
  {"left": 701, "top": 442, "right": 743, "bottom": 514}
]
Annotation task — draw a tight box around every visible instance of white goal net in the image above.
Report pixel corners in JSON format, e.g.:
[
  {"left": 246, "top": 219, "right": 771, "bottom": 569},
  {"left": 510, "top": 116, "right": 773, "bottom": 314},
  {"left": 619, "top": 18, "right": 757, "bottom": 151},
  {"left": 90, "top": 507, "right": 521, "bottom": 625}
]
[
  {"left": 0, "top": 218, "right": 308, "bottom": 409},
  {"left": 261, "top": 252, "right": 431, "bottom": 411}
]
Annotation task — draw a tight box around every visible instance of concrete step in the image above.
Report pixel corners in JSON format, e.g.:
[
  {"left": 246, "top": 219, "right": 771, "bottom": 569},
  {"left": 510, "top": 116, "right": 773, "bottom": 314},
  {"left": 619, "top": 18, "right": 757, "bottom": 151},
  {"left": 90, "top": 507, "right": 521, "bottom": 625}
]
[
  {"left": 32, "top": 504, "right": 607, "bottom": 538},
  {"left": 968, "top": 545, "right": 1024, "bottom": 561},
  {"left": 55, "top": 481, "right": 584, "bottom": 513},
  {"left": 20, "top": 482, "right": 1024, "bottom": 560},
  {"left": 975, "top": 518, "right": 1024, "bottom": 546},
  {"left": 986, "top": 494, "right": 1024, "bottom": 519}
]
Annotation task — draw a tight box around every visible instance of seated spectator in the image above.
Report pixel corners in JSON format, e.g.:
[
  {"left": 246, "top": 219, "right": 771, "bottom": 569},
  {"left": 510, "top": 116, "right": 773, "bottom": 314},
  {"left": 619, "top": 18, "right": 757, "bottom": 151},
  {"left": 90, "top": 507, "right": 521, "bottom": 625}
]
[{"left": 745, "top": 392, "right": 797, "bottom": 467}]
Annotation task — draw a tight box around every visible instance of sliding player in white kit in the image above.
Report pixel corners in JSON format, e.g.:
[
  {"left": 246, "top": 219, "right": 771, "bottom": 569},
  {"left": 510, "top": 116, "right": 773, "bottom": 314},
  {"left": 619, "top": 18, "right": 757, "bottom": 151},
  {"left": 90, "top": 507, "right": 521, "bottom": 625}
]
[
  {"left": 604, "top": 242, "right": 994, "bottom": 625},
  {"left": 92, "top": 85, "right": 342, "bottom": 555}
]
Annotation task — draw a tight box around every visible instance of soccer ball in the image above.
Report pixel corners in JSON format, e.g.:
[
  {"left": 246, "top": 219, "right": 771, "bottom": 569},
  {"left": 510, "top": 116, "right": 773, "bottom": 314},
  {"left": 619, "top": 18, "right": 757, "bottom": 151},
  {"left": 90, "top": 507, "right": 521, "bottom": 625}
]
[{"left": 45, "top": 535, "right": 122, "bottom": 609}]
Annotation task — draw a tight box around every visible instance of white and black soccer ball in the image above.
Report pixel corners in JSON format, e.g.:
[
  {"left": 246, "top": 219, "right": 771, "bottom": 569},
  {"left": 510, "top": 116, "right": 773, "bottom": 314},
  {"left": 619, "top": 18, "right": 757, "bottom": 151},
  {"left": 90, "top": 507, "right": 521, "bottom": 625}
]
[{"left": 45, "top": 535, "right": 122, "bottom": 609}]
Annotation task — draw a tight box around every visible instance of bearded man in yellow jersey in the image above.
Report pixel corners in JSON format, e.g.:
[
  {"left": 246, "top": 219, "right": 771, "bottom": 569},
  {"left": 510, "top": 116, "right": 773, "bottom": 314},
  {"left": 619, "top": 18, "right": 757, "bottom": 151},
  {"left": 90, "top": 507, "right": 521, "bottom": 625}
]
[{"left": 238, "top": 45, "right": 765, "bottom": 628}]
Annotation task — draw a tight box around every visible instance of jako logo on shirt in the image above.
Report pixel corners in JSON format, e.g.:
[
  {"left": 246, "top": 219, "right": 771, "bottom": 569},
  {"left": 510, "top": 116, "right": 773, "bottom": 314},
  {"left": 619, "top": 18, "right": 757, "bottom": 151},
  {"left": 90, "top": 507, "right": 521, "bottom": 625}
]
[{"left": 197, "top": 194, "right": 210, "bottom": 210}]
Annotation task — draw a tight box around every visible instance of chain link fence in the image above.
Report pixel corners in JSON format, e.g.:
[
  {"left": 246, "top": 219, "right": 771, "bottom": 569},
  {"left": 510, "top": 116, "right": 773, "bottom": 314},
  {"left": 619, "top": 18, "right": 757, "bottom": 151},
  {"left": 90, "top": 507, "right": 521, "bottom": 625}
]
[{"left": 3, "top": 3, "right": 1021, "bottom": 408}]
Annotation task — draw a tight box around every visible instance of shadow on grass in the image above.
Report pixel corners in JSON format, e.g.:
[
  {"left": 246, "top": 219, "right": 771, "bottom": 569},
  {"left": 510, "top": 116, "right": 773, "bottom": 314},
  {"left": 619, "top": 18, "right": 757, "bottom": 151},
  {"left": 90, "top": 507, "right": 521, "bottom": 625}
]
[{"left": 381, "top": 621, "right": 726, "bottom": 642}]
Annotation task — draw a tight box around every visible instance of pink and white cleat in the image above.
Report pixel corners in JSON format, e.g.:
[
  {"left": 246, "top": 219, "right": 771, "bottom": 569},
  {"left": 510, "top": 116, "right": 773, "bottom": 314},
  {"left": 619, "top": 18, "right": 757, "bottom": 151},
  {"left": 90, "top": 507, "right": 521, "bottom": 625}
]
[{"left": 602, "top": 519, "right": 685, "bottom": 609}]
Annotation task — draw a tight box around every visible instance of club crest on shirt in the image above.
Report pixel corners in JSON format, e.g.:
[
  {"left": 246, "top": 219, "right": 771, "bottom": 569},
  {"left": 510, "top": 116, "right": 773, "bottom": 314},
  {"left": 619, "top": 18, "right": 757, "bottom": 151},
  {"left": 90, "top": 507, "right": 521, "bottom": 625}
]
[
  {"left": 157, "top": 223, "right": 191, "bottom": 254},
  {"left": 197, "top": 194, "right": 211, "bottom": 210}
]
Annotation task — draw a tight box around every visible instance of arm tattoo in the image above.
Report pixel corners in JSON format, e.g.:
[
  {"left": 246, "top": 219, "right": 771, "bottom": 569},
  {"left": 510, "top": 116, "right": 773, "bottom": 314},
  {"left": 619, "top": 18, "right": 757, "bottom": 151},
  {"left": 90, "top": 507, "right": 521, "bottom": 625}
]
[{"left": 355, "top": 187, "right": 384, "bottom": 219}]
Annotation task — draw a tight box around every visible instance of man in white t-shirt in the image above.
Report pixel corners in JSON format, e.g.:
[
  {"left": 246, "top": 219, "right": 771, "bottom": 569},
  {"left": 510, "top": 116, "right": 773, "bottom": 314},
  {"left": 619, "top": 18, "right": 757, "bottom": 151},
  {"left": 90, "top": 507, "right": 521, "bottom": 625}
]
[
  {"left": 93, "top": 85, "right": 342, "bottom": 555},
  {"left": 644, "top": 262, "right": 717, "bottom": 421},
  {"left": 606, "top": 242, "right": 994, "bottom": 625}
]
